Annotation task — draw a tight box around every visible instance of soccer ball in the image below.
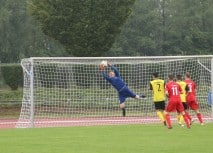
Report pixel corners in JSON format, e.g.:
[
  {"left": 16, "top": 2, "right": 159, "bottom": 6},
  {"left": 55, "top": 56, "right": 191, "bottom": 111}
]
[{"left": 100, "top": 60, "right": 108, "bottom": 67}]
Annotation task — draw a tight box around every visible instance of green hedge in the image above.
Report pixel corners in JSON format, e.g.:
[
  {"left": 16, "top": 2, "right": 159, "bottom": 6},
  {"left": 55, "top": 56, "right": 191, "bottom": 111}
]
[{"left": 1, "top": 64, "right": 23, "bottom": 90}]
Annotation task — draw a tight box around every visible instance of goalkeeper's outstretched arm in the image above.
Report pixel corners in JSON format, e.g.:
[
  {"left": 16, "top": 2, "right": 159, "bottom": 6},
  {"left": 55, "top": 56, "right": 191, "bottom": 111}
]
[
  {"left": 111, "top": 66, "right": 120, "bottom": 77},
  {"left": 99, "top": 64, "right": 110, "bottom": 81},
  {"left": 108, "top": 63, "right": 120, "bottom": 78}
]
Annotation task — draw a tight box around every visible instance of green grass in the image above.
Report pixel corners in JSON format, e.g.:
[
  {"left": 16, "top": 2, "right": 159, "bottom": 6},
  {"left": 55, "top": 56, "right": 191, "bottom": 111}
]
[
  {"left": 0, "top": 124, "right": 213, "bottom": 153},
  {"left": 0, "top": 87, "right": 22, "bottom": 100}
]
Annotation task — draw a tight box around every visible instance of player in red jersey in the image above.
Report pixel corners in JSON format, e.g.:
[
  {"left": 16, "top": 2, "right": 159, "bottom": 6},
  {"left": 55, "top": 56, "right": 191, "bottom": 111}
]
[
  {"left": 164, "top": 74, "right": 190, "bottom": 129},
  {"left": 185, "top": 72, "right": 204, "bottom": 125}
]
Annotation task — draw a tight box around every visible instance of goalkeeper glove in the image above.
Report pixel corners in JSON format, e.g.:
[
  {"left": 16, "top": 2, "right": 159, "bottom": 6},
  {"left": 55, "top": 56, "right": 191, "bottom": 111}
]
[
  {"left": 107, "top": 61, "right": 112, "bottom": 67},
  {"left": 99, "top": 64, "right": 105, "bottom": 71}
]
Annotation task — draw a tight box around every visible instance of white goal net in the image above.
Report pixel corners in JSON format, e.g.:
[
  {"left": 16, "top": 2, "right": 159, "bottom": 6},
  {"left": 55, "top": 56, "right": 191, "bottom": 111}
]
[{"left": 16, "top": 56, "right": 213, "bottom": 128}]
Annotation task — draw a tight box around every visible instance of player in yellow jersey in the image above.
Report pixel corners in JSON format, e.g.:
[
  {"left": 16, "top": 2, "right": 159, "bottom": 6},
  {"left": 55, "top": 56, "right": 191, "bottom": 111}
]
[
  {"left": 176, "top": 74, "right": 192, "bottom": 126},
  {"left": 150, "top": 72, "right": 166, "bottom": 126}
]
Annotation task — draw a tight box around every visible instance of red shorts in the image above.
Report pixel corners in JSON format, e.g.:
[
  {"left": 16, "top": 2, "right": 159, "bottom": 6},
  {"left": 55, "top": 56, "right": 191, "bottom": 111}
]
[
  {"left": 186, "top": 100, "right": 199, "bottom": 110},
  {"left": 166, "top": 100, "right": 184, "bottom": 113}
]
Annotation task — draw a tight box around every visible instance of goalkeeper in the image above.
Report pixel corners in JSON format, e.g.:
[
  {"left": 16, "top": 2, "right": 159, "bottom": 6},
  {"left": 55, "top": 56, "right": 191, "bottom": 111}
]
[{"left": 99, "top": 61, "right": 145, "bottom": 117}]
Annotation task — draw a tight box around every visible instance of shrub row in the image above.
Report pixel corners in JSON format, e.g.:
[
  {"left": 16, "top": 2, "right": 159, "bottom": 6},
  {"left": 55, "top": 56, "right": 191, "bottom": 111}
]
[{"left": 1, "top": 64, "right": 23, "bottom": 90}]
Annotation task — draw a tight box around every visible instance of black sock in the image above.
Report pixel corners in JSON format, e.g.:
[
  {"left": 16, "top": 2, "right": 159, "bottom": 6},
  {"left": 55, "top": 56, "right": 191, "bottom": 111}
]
[{"left": 122, "top": 108, "right": 126, "bottom": 117}]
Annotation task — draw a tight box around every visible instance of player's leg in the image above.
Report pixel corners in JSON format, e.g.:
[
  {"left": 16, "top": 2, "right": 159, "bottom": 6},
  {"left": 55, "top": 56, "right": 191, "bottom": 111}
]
[
  {"left": 164, "top": 111, "right": 172, "bottom": 129},
  {"left": 195, "top": 109, "right": 204, "bottom": 125},
  {"left": 157, "top": 110, "right": 166, "bottom": 126},
  {"left": 119, "top": 93, "right": 126, "bottom": 117},
  {"left": 182, "top": 102, "right": 192, "bottom": 124},
  {"left": 191, "top": 101, "right": 204, "bottom": 125},
  {"left": 177, "top": 102, "right": 190, "bottom": 128},
  {"left": 164, "top": 102, "right": 174, "bottom": 129},
  {"left": 185, "top": 110, "right": 193, "bottom": 124},
  {"left": 155, "top": 102, "right": 166, "bottom": 126},
  {"left": 135, "top": 95, "right": 146, "bottom": 99},
  {"left": 119, "top": 92, "right": 127, "bottom": 117},
  {"left": 124, "top": 87, "right": 146, "bottom": 100},
  {"left": 186, "top": 101, "right": 194, "bottom": 124},
  {"left": 180, "top": 111, "right": 191, "bottom": 128},
  {"left": 177, "top": 102, "right": 188, "bottom": 126},
  {"left": 119, "top": 102, "right": 126, "bottom": 117},
  {"left": 176, "top": 111, "right": 184, "bottom": 126}
]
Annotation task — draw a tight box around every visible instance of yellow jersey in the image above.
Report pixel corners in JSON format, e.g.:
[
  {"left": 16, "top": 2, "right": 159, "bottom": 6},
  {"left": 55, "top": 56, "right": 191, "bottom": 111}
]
[
  {"left": 176, "top": 81, "right": 187, "bottom": 102},
  {"left": 150, "top": 79, "right": 165, "bottom": 102}
]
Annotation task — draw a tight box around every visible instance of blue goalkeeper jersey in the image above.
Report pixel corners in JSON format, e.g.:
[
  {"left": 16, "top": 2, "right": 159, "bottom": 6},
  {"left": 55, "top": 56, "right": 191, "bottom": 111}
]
[{"left": 101, "top": 65, "right": 126, "bottom": 92}]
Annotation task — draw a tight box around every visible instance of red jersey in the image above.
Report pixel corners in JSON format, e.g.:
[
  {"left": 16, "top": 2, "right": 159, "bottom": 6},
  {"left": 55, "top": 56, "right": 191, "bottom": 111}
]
[
  {"left": 165, "top": 81, "right": 182, "bottom": 102},
  {"left": 185, "top": 79, "right": 196, "bottom": 101}
]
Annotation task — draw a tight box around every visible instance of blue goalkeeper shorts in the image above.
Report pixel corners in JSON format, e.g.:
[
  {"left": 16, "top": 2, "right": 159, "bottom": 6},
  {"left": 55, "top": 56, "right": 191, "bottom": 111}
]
[{"left": 118, "top": 86, "right": 136, "bottom": 104}]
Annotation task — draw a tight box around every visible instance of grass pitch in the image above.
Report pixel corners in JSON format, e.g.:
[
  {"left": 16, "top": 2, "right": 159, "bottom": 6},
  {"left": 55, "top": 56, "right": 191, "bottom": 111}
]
[{"left": 0, "top": 123, "right": 213, "bottom": 153}]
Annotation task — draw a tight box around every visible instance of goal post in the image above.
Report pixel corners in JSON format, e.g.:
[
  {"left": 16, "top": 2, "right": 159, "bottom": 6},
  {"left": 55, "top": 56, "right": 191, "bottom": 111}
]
[
  {"left": 16, "top": 56, "right": 213, "bottom": 128},
  {"left": 211, "top": 58, "right": 213, "bottom": 120}
]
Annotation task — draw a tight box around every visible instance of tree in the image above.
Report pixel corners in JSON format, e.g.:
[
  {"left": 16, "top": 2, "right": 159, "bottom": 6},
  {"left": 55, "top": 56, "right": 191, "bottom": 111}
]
[
  {"left": 29, "top": 0, "right": 135, "bottom": 56},
  {"left": 108, "top": 0, "right": 163, "bottom": 56},
  {"left": 164, "top": 0, "right": 213, "bottom": 55},
  {"left": 0, "top": 0, "right": 66, "bottom": 63},
  {"left": 109, "top": 0, "right": 213, "bottom": 56}
]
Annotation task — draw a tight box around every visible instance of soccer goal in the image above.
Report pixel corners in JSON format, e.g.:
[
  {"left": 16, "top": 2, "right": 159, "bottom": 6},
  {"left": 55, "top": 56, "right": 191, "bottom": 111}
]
[{"left": 16, "top": 56, "right": 213, "bottom": 128}]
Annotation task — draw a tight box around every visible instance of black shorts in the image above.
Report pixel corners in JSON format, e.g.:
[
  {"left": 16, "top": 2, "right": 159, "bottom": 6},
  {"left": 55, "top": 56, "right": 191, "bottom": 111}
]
[
  {"left": 177, "top": 102, "right": 188, "bottom": 113},
  {"left": 182, "top": 102, "right": 188, "bottom": 110},
  {"left": 154, "top": 101, "right": 165, "bottom": 110}
]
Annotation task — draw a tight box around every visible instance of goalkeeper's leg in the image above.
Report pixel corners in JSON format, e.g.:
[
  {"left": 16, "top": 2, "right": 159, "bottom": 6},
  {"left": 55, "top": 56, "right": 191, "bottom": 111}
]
[
  {"left": 122, "top": 108, "right": 126, "bottom": 117},
  {"left": 135, "top": 94, "right": 146, "bottom": 99},
  {"left": 120, "top": 103, "right": 126, "bottom": 117},
  {"left": 119, "top": 94, "right": 127, "bottom": 117}
]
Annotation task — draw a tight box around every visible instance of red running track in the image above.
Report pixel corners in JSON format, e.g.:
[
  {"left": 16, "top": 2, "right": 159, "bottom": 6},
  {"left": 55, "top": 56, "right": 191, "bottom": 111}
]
[{"left": 1, "top": 116, "right": 212, "bottom": 129}]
